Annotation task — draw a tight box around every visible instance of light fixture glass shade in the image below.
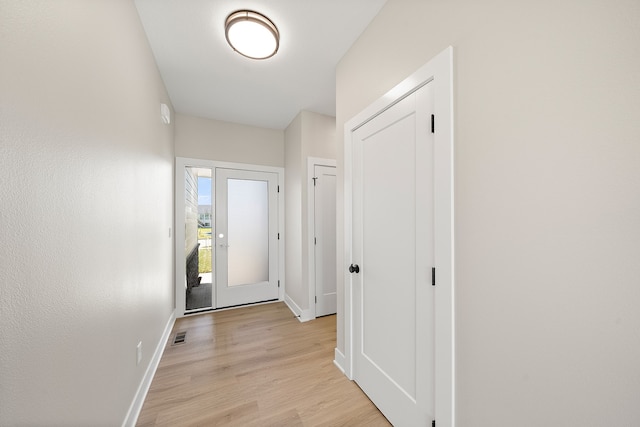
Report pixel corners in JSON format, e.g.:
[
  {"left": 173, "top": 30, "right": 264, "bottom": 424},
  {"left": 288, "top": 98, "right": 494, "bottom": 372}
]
[{"left": 225, "top": 10, "right": 279, "bottom": 60}]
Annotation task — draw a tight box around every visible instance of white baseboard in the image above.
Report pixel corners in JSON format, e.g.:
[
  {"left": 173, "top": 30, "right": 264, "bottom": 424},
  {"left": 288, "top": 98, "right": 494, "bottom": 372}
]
[
  {"left": 334, "top": 348, "right": 347, "bottom": 376},
  {"left": 122, "top": 311, "right": 176, "bottom": 427},
  {"left": 298, "top": 309, "right": 314, "bottom": 322},
  {"left": 284, "top": 294, "right": 315, "bottom": 322},
  {"left": 284, "top": 294, "right": 302, "bottom": 318}
]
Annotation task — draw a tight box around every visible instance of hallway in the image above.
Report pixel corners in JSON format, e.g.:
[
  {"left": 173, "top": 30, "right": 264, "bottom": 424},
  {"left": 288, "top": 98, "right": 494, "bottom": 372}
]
[{"left": 137, "top": 303, "right": 390, "bottom": 426}]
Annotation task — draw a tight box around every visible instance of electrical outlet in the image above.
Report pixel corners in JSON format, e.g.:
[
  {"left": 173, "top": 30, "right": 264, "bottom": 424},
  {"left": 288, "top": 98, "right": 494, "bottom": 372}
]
[{"left": 136, "top": 341, "right": 142, "bottom": 365}]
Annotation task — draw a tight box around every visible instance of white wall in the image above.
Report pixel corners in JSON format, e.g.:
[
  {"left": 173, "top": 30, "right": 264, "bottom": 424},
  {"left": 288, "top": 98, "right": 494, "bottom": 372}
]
[
  {"left": 284, "top": 113, "right": 304, "bottom": 311},
  {"left": 336, "top": 0, "right": 640, "bottom": 425},
  {"left": 301, "top": 110, "right": 337, "bottom": 161},
  {"left": 0, "top": 1, "right": 175, "bottom": 425},
  {"left": 284, "top": 111, "right": 336, "bottom": 316},
  {"left": 175, "top": 113, "right": 284, "bottom": 167}
]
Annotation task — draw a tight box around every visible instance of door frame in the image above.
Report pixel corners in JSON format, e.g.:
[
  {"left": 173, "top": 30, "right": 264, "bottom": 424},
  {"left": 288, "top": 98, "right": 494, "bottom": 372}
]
[
  {"left": 174, "top": 157, "right": 285, "bottom": 318},
  {"left": 342, "top": 46, "right": 454, "bottom": 425},
  {"left": 307, "top": 157, "right": 337, "bottom": 320}
]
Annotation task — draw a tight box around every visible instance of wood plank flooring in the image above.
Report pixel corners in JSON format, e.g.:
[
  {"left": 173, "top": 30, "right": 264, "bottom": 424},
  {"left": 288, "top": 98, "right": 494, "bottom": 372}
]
[{"left": 136, "top": 302, "right": 390, "bottom": 426}]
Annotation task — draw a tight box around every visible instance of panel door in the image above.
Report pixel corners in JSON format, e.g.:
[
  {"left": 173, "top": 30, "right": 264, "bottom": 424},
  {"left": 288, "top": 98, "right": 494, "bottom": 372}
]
[
  {"left": 352, "top": 83, "right": 435, "bottom": 426},
  {"left": 314, "top": 165, "right": 337, "bottom": 317}
]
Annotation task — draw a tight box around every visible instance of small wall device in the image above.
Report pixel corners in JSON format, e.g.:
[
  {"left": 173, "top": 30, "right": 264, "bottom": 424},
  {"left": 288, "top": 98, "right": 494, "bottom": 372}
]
[{"left": 160, "top": 103, "right": 171, "bottom": 124}]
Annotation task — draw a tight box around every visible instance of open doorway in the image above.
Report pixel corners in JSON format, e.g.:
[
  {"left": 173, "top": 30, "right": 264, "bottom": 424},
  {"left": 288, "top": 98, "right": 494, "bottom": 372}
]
[{"left": 176, "top": 158, "right": 285, "bottom": 317}]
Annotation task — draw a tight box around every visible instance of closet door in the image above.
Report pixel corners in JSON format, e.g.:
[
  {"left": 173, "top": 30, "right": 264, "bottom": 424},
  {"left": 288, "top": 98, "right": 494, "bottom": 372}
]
[{"left": 351, "top": 84, "right": 435, "bottom": 426}]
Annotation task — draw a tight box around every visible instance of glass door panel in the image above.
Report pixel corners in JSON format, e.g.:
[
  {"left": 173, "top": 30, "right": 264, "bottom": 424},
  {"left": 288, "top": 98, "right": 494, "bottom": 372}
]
[
  {"left": 227, "top": 179, "right": 269, "bottom": 286},
  {"left": 184, "top": 166, "right": 213, "bottom": 312}
]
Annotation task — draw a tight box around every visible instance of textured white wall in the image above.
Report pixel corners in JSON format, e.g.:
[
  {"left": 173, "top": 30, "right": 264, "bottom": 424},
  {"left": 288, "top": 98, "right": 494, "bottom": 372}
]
[
  {"left": 336, "top": 0, "right": 640, "bottom": 425},
  {"left": 0, "top": 1, "right": 175, "bottom": 425},
  {"left": 174, "top": 113, "right": 284, "bottom": 167}
]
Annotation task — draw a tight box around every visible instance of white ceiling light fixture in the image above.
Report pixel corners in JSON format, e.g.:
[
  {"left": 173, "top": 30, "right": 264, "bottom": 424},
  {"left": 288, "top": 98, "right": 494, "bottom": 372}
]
[{"left": 225, "top": 10, "right": 280, "bottom": 60}]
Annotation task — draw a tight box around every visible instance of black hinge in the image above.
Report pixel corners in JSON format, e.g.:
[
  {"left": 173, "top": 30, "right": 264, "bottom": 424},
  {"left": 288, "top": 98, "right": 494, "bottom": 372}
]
[
  {"left": 314, "top": 237, "right": 317, "bottom": 245},
  {"left": 277, "top": 185, "right": 280, "bottom": 193},
  {"left": 278, "top": 280, "right": 280, "bottom": 288},
  {"left": 315, "top": 296, "right": 317, "bottom": 303},
  {"left": 432, "top": 420, "right": 436, "bottom": 427},
  {"left": 313, "top": 177, "right": 318, "bottom": 186},
  {"left": 277, "top": 233, "right": 280, "bottom": 240},
  {"left": 432, "top": 267, "right": 436, "bottom": 286},
  {"left": 431, "top": 114, "right": 435, "bottom": 133}
]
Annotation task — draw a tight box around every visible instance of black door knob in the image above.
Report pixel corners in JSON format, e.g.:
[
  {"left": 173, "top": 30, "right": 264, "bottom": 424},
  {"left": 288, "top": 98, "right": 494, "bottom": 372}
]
[{"left": 349, "top": 264, "right": 360, "bottom": 273}]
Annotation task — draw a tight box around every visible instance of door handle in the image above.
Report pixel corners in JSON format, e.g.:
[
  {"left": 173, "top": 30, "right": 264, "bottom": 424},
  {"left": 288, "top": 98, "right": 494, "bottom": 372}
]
[{"left": 349, "top": 264, "right": 360, "bottom": 274}]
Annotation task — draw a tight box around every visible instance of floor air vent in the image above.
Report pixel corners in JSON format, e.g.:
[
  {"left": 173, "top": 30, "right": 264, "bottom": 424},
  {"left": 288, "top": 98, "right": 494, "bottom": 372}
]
[{"left": 173, "top": 331, "right": 187, "bottom": 345}]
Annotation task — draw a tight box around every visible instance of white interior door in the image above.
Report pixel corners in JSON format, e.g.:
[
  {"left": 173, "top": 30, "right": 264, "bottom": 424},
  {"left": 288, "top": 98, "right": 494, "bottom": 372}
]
[
  {"left": 314, "top": 165, "right": 337, "bottom": 317},
  {"left": 215, "top": 168, "right": 279, "bottom": 308},
  {"left": 351, "top": 83, "right": 435, "bottom": 426}
]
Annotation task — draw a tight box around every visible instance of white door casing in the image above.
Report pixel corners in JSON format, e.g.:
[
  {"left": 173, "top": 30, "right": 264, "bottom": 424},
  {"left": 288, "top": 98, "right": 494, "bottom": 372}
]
[
  {"left": 314, "top": 164, "right": 337, "bottom": 317},
  {"left": 342, "top": 46, "right": 454, "bottom": 426}
]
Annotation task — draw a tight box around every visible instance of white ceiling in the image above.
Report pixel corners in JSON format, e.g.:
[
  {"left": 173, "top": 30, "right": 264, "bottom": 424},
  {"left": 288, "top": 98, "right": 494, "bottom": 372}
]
[{"left": 134, "top": 0, "right": 387, "bottom": 130}]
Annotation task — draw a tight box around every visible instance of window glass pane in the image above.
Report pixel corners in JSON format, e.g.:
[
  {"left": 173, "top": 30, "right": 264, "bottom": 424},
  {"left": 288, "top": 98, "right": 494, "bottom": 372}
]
[{"left": 185, "top": 167, "right": 213, "bottom": 310}]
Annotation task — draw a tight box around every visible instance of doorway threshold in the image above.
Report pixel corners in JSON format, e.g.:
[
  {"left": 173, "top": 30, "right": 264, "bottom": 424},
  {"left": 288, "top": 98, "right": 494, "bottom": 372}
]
[{"left": 183, "top": 298, "right": 280, "bottom": 317}]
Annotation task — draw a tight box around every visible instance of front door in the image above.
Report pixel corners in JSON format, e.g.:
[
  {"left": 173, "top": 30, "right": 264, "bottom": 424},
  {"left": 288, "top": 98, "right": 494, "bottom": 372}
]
[
  {"left": 215, "top": 168, "right": 279, "bottom": 308},
  {"left": 351, "top": 83, "right": 435, "bottom": 426}
]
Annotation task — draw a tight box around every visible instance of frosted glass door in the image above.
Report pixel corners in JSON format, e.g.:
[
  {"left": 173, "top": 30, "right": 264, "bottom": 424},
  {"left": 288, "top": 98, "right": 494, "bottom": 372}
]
[{"left": 215, "top": 168, "right": 279, "bottom": 308}]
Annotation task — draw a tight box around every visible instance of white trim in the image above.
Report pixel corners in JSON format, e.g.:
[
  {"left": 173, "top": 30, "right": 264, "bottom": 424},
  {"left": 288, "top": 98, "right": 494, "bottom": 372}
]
[
  {"left": 284, "top": 293, "right": 313, "bottom": 322},
  {"left": 306, "top": 157, "right": 337, "bottom": 320},
  {"left": 299, "top": 310, "right": 313, "bottom": 322},
  {"left": 342, "top": 46, "right": 455, "bottom": 426},
  {"left": 334, "top": 348, "right": 347, "bottom": 374},
  {"left": 277, "top": 170, "right": 285, "bottom": 303},
  {"left": 174, "top": 157, "right": 285, "bottom": 318},
  {"left": 342, "top": 122, "right": 355, "bottom": 379},
  {"left": 284, "top": 293, "right": 302, "bottom": 317},
  {"left": 122, "top": 311, "right": 176, "bottom": 427}
]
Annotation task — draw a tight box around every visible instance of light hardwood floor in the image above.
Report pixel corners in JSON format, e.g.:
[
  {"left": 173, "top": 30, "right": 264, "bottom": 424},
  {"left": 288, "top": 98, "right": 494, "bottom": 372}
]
[{"left": 136, "top": 302, "right": 390, "bottom": 426}]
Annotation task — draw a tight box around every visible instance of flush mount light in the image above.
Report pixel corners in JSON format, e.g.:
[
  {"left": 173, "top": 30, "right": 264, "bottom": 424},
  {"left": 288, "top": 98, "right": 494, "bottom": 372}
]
[{"left": 225, "top": 10, "right": 279, "bottom": 60}]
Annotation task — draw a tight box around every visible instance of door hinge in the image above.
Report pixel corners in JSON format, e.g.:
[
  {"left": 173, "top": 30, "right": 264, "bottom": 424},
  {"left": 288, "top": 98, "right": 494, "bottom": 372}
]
[
  {"left": 432, "top": 420, "right": 436, "bottom": 427},
  {"left": 313, "top": 177, "right": 318, "bottom": 186},
  {"left": 314, "top": 237, "right": 317, "bottom": 245},
  {"left": 278, "top": 280, "right": 280, "bottom": 288},
  {"left": 315, "top": 296, "right": 317, "bottom": 303},
  {"left": 277, "top": 185, "right": 280, "bottom": 193},
  {"left": 432, "top": 267, "right": 436, "bottom": 286},
  {"left": 277, "top": 233, "right": 280, "bottom": 240},
  {"left": 431, "top": 114, "right": 435, "bottom": 133}
]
